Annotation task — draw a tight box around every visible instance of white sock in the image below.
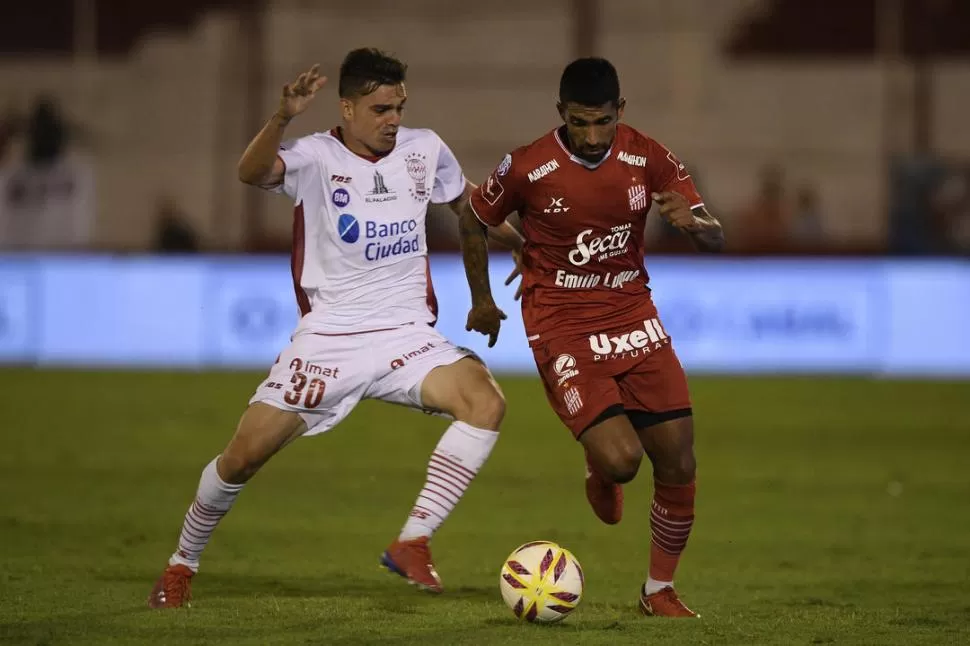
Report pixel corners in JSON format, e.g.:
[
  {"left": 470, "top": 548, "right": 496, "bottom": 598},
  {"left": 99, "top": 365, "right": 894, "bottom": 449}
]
[
  {"left": 645, "top": 577, "right": 674, "bottom": 595},
  {"left": 399, "top": 421, "right": 499, "bottom": 541},
  {"left": 169, "top": 456, "right": 244, "bottom": 572}
]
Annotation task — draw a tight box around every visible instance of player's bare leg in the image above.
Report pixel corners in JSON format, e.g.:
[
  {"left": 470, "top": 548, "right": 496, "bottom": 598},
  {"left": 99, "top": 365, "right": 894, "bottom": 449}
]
[
  {"left": 636, "top": 415, "right": 698, "bottom": 618},
  {"left": 148, "top": 403, "right": 306, "bottom": 609},
  {"left": 381, "top": 357, "right": 504, "bottom": 593},
  {"left": 578, "top": 410, "right": 644, "bottom": 524}
]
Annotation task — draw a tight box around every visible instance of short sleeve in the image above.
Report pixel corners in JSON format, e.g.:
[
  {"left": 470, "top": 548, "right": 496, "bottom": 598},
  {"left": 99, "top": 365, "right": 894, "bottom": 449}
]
[
  {"left": 468, "top": 152, "right": 527, "bottom": 227},
  {"left": 650, "top": 141, "right": 704, "bottom": 209},
  {"left": 431, "top": 136, "right": 466, "bottom": 204},
  {"left": 271, "top": 136, "right": 318, "bottom": 199}
]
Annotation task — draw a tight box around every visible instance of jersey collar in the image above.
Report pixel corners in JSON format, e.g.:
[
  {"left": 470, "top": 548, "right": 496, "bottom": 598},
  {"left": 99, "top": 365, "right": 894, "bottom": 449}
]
[
  {"left": 554, "top": 126, "right": 613, "bottom": 169},
  {"left": 329, "top": 127, "right": 390, "bottom": 164}
]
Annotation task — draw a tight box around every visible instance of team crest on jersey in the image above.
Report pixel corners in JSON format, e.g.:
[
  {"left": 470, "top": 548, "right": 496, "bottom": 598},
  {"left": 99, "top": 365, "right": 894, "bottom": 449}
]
[
  {"left": 406, "top": 153, "right": 429, "bottom": 201},
  {"left": 366, "top": 170, "right": 397, "bottom": 203},
  {"left": 628, "top": 184, "right": 648, "bottom": 212}
]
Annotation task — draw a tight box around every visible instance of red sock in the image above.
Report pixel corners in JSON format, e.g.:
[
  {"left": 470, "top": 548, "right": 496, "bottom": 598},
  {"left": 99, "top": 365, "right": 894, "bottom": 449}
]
[{"left": 649, "top": 479, "right": 696, "bottom": 582}]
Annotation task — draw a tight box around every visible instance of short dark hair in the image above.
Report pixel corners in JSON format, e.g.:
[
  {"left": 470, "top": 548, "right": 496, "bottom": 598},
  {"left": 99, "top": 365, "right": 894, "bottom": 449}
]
[
  {"left": 558, "top": 57, "right": 620, "bottom": 107},
  {"left": 338, "top": 48, "right": 408, "bottom": 98}
]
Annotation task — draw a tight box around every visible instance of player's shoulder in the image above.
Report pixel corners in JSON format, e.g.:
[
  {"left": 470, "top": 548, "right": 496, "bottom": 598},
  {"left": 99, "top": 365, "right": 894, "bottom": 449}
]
[
  {"left": 281, "top": 130, "right": 340, "bottom": 157},
  {"left": 615, "top": 125, "right": 684, "bottom": 175},
  {"left": 500, "top": 129, "right": 562, "bottom": 177},
  {"left": 616, "top": 124, "right": 667, "bottom": 155}
]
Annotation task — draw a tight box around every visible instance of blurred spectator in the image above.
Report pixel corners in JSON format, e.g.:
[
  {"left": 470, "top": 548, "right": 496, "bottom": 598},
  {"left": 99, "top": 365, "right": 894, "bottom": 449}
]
[
  {"left": 0, "top": 96, "right": 94, "bottom": 250},
  {"left": 790, "top": 183, "right": 826, "bottom": 248},
  {"left": 931, "top": 169, "right": 970, "bottom": 255},
  {"left": 736, "top": 163, "right": 791, "bottom": 252},
  {"left": 25, "top": 96, "right": 68, "bottom": 167},
  {"left": 888, "top": 156, "right": 970, "bottom": 256},
  {"left": 0, "top": 106, "right": 18, "bottom": 166},
  {"left": 154, "top": 196, "right": 199, "bottom": 252}
]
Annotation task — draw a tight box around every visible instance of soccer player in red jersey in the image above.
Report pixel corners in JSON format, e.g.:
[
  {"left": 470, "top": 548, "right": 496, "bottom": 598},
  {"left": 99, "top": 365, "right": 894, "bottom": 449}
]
[{"left": 459, "top": 58, "right": 724, "bottom": 618}]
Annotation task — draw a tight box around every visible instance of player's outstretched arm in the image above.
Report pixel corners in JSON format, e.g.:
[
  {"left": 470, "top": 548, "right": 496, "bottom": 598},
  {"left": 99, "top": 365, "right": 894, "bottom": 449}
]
[
  {"left": 238, "top": 65, "right": 327, "bottom": 187},
  {"left": 687, "top": 206, "right": 725, "bottom": 253},
  {"left": 459, "top": 201, "right": 507, "bottom": 347},
  {"left": 448, "top": 182, "right": 524, "bottom": 252},
  {"left": 652, "top": 192, "right": 725, "bottom": 253}
]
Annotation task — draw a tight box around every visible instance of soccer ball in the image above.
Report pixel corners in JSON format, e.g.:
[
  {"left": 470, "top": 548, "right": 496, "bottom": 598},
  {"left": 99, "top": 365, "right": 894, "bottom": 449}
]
[{"left": 499, "top": 541, "right": 584, "bottom": 623}]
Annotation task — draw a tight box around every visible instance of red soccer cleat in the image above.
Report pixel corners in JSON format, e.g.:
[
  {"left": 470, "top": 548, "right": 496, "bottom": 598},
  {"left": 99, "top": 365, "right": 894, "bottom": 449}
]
[
  {"left": 380, "top": 537, "right": 443, "bottom": 593},
  {"left": 148, "top": 563, "right": 194, "bottom": 609},
  {"left": 639, "top": 585, "right": 699, "bottom": 618},
  {"left": 585, "top": 460, "right": 623, "bottom": 525}
]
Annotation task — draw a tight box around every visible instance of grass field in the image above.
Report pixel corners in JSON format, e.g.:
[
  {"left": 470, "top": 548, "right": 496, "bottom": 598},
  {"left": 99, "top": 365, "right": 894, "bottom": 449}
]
[{"left": 1, "top": 370, "right": 968, "bottom": 645}]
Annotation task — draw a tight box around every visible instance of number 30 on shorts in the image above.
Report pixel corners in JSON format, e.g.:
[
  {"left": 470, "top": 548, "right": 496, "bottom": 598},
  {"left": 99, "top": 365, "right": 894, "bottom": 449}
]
[{"left": 283, "top": 371, "right": 326, "bottom": 409}]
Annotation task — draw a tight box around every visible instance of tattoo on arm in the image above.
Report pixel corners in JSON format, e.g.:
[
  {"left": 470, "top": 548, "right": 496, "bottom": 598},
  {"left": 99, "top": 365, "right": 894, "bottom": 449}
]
[{"left": 459, "top": 203, "right": 494, "bottom": 303}]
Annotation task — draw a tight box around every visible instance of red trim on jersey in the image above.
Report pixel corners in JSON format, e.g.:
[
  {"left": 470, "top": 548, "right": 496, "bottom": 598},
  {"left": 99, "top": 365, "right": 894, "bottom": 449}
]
[
  {"left": 329, "top": 127, "right": 390, "bottom": 163},
  {"left": 425, "top": 257, "right": 439, "bottom": 325},
  {"left": 291, "top": 201, "right": 311, "bottom": 316}
]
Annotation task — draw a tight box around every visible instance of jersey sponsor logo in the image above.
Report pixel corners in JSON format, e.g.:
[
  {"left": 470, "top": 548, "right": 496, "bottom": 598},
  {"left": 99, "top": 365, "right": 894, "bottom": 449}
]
[
  {"left": 332, "top": 187, "right": 350, "bottom": 208},
  {"left": 406, "top": 152, "right": 429, "bottom": 201},
  {"left": 527, "top": 158, "right": 560, "bottom": 183},
  {"left": 555, "top": 270, "right": 600, "bottom": 288},
  {"left": 628, "top": 184, "right": 648, "bottom": 212},
  {"left": 331, "top": 174, "right": 352, "bottom": 183},
  {"left": 567, "top": 224, "right": 632, "bottom": 266},
  {"left": 553, "top": 353, "right": 579, "bottom": 386},
  {"left": 617, "top": 151, "right": 647, "bottom": 167},
  {"left": 666, "top": 150, "right": 690, "bottom": 181},
  {"left": 554, "top": 268, "right": 641, "bottom": 289},
  {"left": 366, "top": 170, "right": 397, "bottom": 203},
  {"left": 544, "top": 197, "right": 571, "bottom": 214},
  {"left": 482, "top": 174, "right": 504, "bottom": 206},
  {"left": 588, "top": 318, "right": 669, "bottom": 361},
  {"left": 337, "top": 215, "right": 421, "bottom": 261},
  {"left": 338, "top": 214, "right": 360, "bottom": 243},
  {"left": 390, "top": 340, "right": 436, "bottom": 370},
  {"left": 288, "top": 357, "right": 341, "bottom": 379},
  {"left": 496, "top": 153, "right": 512, "bottom": 176},
  {"left": 363, "top": 218, "right": 420, "bottom": 261}
]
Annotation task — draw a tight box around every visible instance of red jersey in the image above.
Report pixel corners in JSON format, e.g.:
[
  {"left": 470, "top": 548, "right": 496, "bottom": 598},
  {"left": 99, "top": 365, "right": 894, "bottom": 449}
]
[{"left": 469, "top": 124, "right": 704, "bottom": 343}]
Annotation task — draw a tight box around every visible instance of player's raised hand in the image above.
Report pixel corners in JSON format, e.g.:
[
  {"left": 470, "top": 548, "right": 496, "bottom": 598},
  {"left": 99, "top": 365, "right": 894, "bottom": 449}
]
[
  {"left": 466, "top": 299, "right": 507, "bottom": 348},
  {"left": 504, "top": 248, "right": 525, "bottom": 301},
  {"left": 279, "top": 64, "right": 328, "bottom": 120},
  {"left": 652, "top": 191, "right": 699, "bottom": 231}
]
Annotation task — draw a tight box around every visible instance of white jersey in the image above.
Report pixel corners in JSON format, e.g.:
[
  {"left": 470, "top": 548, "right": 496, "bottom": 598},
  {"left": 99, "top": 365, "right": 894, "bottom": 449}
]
[{"left": 270, "top": 126, "right": 465, "bottom": 334}]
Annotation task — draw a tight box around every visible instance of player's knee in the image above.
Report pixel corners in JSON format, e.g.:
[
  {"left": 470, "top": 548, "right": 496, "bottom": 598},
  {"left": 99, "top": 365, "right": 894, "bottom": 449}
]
[
  {"left": 655, "top": 451, "right": 696, "bottom": 485},
  {"left": 603, "top": 447, "right": 643, "bottom": 484},
  {"left": 458, "top": 382, "right": 506, "bottom": 431},
  {"left": 217, "top": 449, "right": 259, "bottom": 485}
]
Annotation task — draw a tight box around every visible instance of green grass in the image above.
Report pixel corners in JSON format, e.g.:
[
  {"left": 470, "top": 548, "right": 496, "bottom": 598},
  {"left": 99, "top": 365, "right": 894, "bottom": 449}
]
[{"left": 1, "top": 370, "right": 969, "bottom": 645}]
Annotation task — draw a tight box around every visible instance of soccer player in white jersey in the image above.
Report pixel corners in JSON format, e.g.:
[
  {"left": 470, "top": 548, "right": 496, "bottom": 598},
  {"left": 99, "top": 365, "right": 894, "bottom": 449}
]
[{"left": 148, "top": 48, "right": 525, "bottom": 608}]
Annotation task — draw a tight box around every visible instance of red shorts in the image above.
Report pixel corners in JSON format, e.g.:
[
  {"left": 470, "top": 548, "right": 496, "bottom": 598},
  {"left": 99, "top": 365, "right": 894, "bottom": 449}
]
[{"left": 531, "top": 316, "right": 692, "bottom": 438}]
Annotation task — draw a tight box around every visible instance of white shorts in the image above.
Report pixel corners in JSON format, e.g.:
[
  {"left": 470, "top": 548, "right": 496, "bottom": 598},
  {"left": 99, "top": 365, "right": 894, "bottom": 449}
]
[{"left": 249, "top": 324, "right": 479, "bottom": 436}]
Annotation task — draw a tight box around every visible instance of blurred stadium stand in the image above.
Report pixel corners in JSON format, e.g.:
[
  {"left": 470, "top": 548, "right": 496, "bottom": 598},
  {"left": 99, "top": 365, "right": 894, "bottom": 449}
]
[{"left": 0, "top": 0, "right": 967, "bottom": 254}]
